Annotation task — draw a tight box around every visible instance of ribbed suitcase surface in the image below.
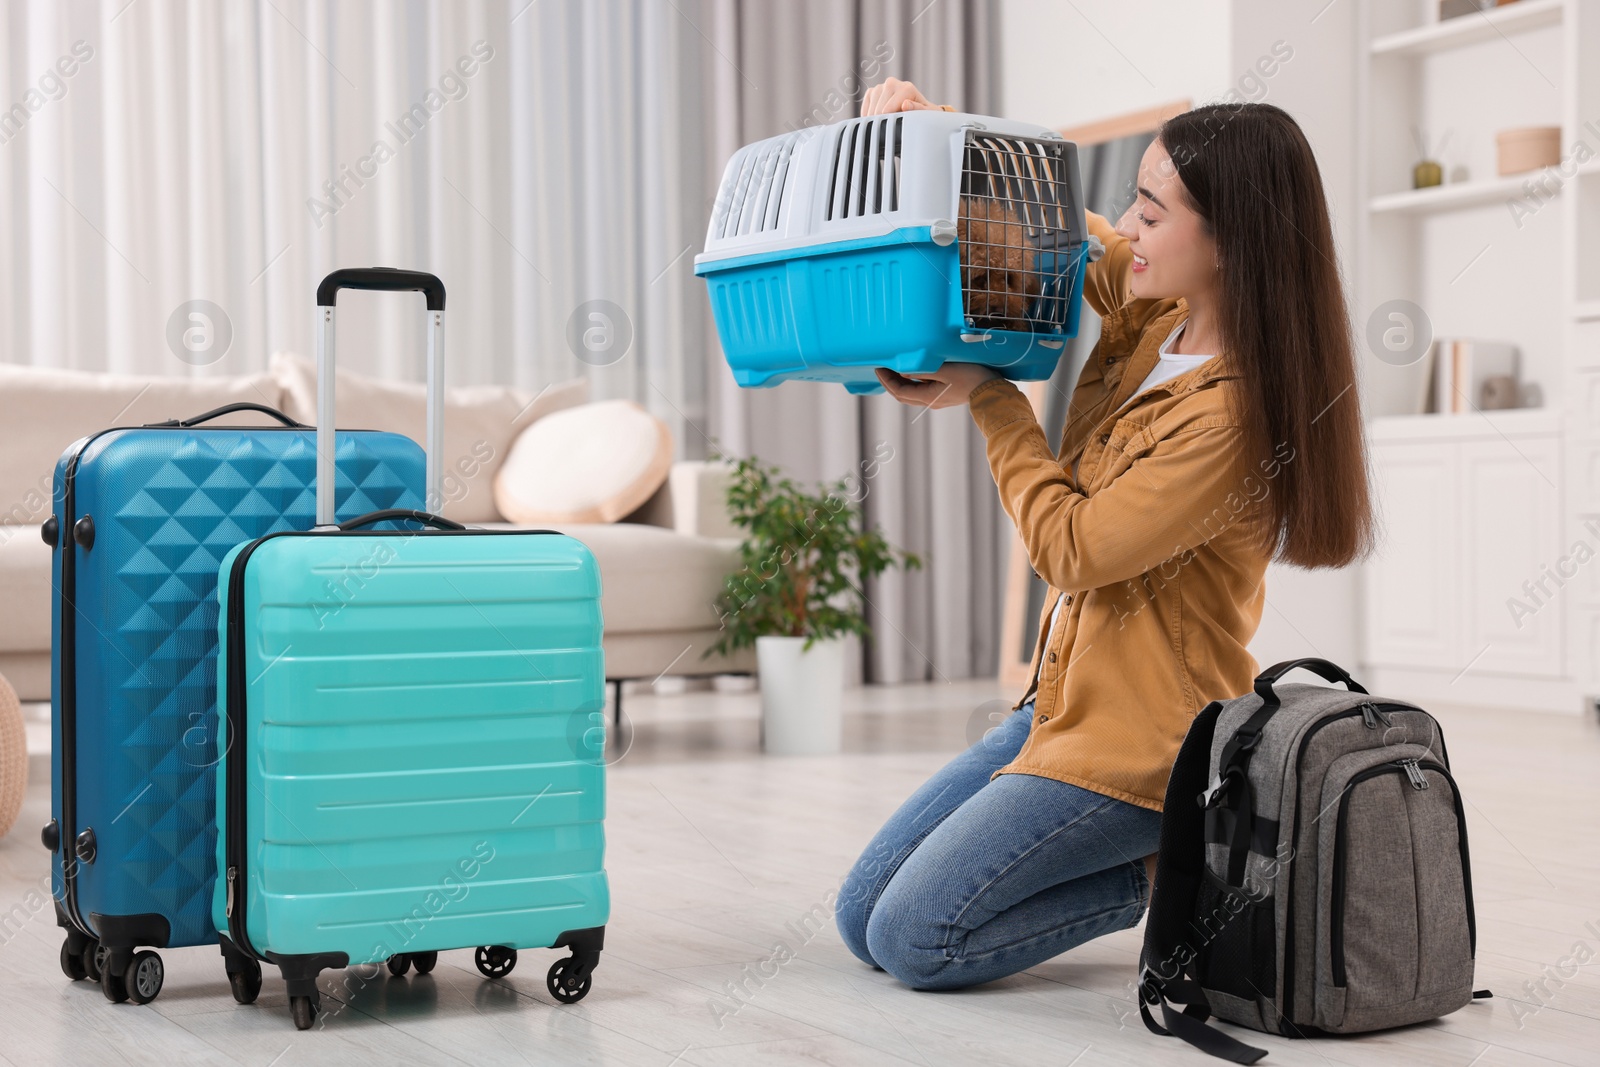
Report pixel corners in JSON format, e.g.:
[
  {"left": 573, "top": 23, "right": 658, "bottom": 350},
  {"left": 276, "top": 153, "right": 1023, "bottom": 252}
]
[
  {"left": 50, "top": 427, "right": 423, "bottom": 952},
  {"left": 213, "top": 528, "right": 608, "bottom": 965}
]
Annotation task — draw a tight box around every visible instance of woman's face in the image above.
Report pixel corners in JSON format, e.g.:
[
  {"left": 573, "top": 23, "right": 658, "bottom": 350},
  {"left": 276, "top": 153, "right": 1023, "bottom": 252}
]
[{"left": 1114, "top": 140, "right": 1219, "bottom": 303}]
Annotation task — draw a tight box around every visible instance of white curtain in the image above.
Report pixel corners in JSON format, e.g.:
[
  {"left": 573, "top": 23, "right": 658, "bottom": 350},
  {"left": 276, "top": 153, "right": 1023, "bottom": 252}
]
[
  {"left": 1, "top": 0, "right": 1008, "bottom": 682},
  {"left": 0, "top": 0, "right": 713, "bottom": 440},
  {"left": 703, "top": 0, "right": 1007, "bottom": 682}
]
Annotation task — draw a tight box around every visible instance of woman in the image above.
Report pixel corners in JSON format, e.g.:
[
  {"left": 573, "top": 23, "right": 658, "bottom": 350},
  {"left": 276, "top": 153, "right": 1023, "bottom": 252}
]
[{"left": 835, "top": 78, "right": 1373, "bottom": 991}]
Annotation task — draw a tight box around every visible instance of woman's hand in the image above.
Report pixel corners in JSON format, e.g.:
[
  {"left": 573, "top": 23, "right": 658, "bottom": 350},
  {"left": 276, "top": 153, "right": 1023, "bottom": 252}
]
[
  {"left": 875, "top": 364, "right": 1000, "bottom": 410},
  {"left": 861, "top": 78, "right": 941, "bottom": 117}
]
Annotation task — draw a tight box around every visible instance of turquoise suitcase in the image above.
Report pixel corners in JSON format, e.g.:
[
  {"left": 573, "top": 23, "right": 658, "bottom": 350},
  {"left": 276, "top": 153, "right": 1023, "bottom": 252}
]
[{"left": 211, "top": 270, "right": 608, "bottom": 1030}]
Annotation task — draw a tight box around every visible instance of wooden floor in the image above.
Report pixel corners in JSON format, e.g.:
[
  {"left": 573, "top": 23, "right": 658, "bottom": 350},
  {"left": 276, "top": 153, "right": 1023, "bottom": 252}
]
[{"left": 2, "top": 679, "right": 1598, "bottom": 1066}]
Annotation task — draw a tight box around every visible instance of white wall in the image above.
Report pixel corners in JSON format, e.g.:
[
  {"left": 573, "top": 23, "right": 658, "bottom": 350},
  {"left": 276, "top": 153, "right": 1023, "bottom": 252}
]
[{"left": 999, "top": 0, "right": 1233, "bottom": 129}]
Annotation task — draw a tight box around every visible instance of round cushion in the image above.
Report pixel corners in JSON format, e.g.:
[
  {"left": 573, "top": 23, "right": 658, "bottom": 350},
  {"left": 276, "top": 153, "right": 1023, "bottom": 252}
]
[
  {"left": 0, "top": 673, "right": 26, "bottom": 840},
  {"left": 493, "top": 399, "right": 673, "bottom": 524}
]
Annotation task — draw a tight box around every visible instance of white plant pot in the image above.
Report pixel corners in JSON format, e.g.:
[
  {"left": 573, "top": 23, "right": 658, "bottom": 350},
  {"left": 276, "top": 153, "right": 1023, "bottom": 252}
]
[{"left": 755, "top": 635, "right": 844, "bottom": 755}]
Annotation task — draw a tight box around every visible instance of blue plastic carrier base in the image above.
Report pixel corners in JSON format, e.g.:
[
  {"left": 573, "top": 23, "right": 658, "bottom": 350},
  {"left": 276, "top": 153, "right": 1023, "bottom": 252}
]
[
  {"left": 695, "top": 227, "right": 1088, "bottom": 395},
  {"left": 48, "top": 423, "right": 423, "bottom": 976}
]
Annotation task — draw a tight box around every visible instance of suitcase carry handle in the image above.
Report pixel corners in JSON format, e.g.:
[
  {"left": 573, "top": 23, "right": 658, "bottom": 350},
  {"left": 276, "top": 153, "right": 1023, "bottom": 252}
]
[
  {"left": 149, "top": 402, "right": 308, "bottom": 429},
  {"left": 1252, "top": 657, "right": 1366, "bottom": 708},
  {"left": 314, "top": 268, "right": 447, "bottom": 526},
  {"left": 337, "top": 508, "right": 465, "bottom": 532}
]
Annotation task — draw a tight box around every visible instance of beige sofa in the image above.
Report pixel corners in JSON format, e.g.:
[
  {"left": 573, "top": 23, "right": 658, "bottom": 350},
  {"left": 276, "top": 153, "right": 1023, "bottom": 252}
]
[{"left": 0, "top": 360, "right": 753, "bottom": 703}]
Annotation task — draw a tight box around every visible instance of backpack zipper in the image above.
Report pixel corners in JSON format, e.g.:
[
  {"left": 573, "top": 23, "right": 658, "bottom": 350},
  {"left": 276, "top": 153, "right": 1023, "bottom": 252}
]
[
  {"left": 1331, "top": 759, "right": 1470, "bottom": 987},
  {"left": 1359, "top": 701, "right": 1392, "bottom": 730}
]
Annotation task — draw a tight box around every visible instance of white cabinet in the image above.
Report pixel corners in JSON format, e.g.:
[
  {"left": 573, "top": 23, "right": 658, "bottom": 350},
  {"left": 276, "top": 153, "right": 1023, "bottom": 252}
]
[
  {"left": 1364, "top": 444, "right": 1457, "bottom": 669},
  {"left": 1363, "top": 412, "right": 1564, "bottom": 682}
]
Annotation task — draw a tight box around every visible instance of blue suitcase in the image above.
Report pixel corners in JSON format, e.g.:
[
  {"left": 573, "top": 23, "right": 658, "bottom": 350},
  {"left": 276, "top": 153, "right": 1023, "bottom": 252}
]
[
  {"left": 212, "top": 271, "right": 608, "bottom": 1030},
  {"left": 46, "top": 401, "right": 424, "bottom": 1002}
]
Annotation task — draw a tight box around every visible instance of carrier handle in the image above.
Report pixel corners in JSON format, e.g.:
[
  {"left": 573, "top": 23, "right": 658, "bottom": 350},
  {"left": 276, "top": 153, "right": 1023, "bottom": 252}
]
[
  {"left": 149, "top": 402, "right": 307, "bottom": 429},
  {"left": 1252, "top": 658, "right": 1366, "bottom": 707},
  {"left": 314, "top": 269, "right": 446, "bottom": 526},
  {"left": 336, "top": 508, "right": 465, "bottom": 532}
]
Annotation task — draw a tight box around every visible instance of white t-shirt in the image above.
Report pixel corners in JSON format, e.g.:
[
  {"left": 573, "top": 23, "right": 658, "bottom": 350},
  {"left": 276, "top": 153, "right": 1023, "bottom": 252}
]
[
  {"left": 1121, "top": 321, "right": 1214, "bottom": 412},
  {"left": 1042, "top": 322, "right": 1215, "bottom": 671}
]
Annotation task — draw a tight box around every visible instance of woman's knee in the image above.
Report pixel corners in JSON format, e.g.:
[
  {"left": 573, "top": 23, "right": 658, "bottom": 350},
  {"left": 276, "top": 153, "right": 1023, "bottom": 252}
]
[
  {"left": 833, "top": 877, "right": 877, "bottom": 967},
  {"left": 862, "top": 895, "right": 973, "bottom": 991}
]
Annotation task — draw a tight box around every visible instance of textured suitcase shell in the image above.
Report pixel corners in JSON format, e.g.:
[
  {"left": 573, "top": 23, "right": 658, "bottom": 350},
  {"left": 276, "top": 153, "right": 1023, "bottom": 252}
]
[
  {"left": 49, "top": 426, "right": 424, "bottom": 953},
  {"left": 213, "top": 527, "right": 608, "bottom": 970}
]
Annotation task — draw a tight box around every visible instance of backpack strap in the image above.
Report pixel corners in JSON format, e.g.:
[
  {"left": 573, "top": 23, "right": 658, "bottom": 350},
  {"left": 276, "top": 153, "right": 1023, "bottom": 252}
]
[{"left": 1140, "top": 699, "right": 1269, "bottom": 1065}]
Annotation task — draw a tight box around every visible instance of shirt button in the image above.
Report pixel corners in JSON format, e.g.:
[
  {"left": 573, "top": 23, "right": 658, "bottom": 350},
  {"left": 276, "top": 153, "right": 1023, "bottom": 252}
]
[
  {"left": 1105, "top": 356, "right": 1117, "bottom": 365},
  {"left": 1048, "top": 652, "right": 1058, "bottom": 664},
  {"left": 1036, "top": 713, "right": 1049, "bottom": 725},
  {"left": 1099, "top": 433, "right": 1110, "bottom": 444}
]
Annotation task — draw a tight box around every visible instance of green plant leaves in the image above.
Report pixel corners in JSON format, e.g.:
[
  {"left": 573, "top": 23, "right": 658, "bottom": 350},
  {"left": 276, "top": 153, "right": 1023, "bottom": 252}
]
[{"left": 708, "top": 455, "right": 920, "bottom": 656}]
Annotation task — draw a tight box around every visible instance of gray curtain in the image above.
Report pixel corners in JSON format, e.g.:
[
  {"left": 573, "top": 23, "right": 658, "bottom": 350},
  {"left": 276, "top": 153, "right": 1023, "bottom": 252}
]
[{"left": 700, "top": 0, "right": 1005, "bottom": 682}]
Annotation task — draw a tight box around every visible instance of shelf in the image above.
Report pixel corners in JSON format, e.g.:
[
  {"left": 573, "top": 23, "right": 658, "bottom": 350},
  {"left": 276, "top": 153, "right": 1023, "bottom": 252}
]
[
  {"left": 1370, "top": 0, "right": 1563, "bottom": 58},
  {"left": 1369, "top": 170, "right": 1554, "bottom": 215}
]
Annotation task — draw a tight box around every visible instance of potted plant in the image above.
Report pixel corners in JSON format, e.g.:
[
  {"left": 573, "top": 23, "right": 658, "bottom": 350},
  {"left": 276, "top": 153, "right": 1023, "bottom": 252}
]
[{"left": 709, "top": 455, "right": 920, "bottom": 754}]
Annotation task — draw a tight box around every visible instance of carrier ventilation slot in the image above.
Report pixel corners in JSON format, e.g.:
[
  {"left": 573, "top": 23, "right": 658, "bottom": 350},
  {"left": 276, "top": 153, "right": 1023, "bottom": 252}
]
[
  {"left": 718, "top": 135, "right": 800, "bottom": 240},
  {"left": 958, "top": 133, "right": 1079, "bottom": 334},
  {"left": 825, "top": 116, "right": 902, "bottom": 221}
]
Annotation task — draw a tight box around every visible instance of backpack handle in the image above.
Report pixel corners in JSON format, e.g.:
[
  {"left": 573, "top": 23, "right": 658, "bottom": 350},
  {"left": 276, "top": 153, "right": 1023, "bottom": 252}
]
[{"left": 1253, "top": 657, "right": 1366, "bottom": 708}]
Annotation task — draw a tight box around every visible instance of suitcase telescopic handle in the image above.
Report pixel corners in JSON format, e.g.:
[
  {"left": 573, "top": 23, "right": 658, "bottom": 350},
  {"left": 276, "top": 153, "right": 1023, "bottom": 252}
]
[
  {"left": 314, "top": 268, "right": 447, "bottom": 527},
  {"left": 337, "top": 508, "right": 465, "bottom": 532}
]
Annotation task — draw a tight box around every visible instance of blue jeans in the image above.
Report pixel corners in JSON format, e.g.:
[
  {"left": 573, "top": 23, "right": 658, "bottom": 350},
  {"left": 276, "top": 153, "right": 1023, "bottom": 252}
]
[{"left": 835, "top": 702, "right": 1163, "bottom": 990}]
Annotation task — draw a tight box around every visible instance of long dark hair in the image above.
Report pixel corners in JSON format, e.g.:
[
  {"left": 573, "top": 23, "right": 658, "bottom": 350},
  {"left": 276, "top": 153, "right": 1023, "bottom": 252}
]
[{"left": 1158, "top": 103, "right": 1373, "bottom": 568}]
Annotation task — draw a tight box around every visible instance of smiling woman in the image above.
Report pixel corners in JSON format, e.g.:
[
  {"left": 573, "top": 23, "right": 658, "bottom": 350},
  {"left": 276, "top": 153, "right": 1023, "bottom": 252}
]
[{"left": 844, "top": 83, "right": 1373, "bottom": 994}]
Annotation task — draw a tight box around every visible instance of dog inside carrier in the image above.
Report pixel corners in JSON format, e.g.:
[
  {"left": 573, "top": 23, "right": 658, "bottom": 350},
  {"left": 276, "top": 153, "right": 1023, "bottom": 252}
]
[{"left": 694, "top": 111, "right": 1096, "bottom": 394}]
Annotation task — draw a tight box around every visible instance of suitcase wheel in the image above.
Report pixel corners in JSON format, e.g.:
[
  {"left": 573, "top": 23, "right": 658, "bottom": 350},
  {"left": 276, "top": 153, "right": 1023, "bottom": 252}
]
[
  {"left": 291, "top": 993, "right": 319, "bottom": 1031},
  {"left": 546, "top": 957, "right": 592, "bottom": 1004},
  {"left": 125, "top": 951, "right": 164, "bottom": 1005},
  {"left": 229, "top": 959, "right": 263, "bottom": 1005},
  {"left": 411, "top": 951, "right": 438, "bottom": 975},
  {"left": 59, "top": 939, "right": 88, "bottom": 981},
  {"left": 83, "top": 940, "right": 107, "bottom": 983},
  {"left": 386, "top": 954, "right": 411, "bottom": 977},
  {"left": 474, "top": 945, "right": 517, "bottom": 979},
  {"left": 100, "top": 963, "right": 128, "bottom": 1003}
]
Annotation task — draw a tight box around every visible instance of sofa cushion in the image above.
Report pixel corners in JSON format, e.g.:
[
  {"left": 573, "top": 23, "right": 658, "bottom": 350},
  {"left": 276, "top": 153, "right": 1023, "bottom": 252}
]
[
  {"left": 271, "top": 352, "right": 588, "bottom": 524},
  {"left": 474, "top": 521, "right": 738, "bottom": 635},
  {"left": 493, "top": 400, "right": 673, "bottom": 524},
  {"left": 0, "top": 363, "right": 285, "bottom": 529}
]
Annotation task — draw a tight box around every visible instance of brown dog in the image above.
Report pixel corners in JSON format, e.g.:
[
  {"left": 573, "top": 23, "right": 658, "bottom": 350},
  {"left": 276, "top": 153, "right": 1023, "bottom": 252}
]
[{"left": 958, "top": 196, "right": 1040, "bottom": 331}]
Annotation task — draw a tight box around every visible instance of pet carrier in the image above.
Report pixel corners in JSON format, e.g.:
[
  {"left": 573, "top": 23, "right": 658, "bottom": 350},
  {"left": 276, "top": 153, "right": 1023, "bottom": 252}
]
[{"left": 694, "top": 110, "right": 1096, "bottom": 394}]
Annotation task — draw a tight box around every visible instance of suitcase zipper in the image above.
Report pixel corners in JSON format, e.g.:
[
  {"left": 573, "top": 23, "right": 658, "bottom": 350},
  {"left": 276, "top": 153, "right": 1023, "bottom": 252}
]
[{"left": 1331, "top": 759, "right": 1469, "bottom": 987}]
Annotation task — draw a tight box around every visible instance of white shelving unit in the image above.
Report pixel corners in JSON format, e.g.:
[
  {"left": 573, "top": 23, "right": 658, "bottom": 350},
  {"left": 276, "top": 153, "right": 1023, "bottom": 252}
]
[{"left": 1354, "top": 0, "right": 1597, "bottom": 713}]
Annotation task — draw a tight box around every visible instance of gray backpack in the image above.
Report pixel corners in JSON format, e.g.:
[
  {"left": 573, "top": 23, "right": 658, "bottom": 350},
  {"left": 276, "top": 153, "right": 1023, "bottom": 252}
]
[{"left": 1138, "top": 659, "right": 1486, "bottom": 1063}]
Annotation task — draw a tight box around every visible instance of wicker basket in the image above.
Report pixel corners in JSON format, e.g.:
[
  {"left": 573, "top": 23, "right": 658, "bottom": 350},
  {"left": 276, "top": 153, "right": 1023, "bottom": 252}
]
[{"left": 0, "top": 673, "right": 26, "bottom": 839}]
